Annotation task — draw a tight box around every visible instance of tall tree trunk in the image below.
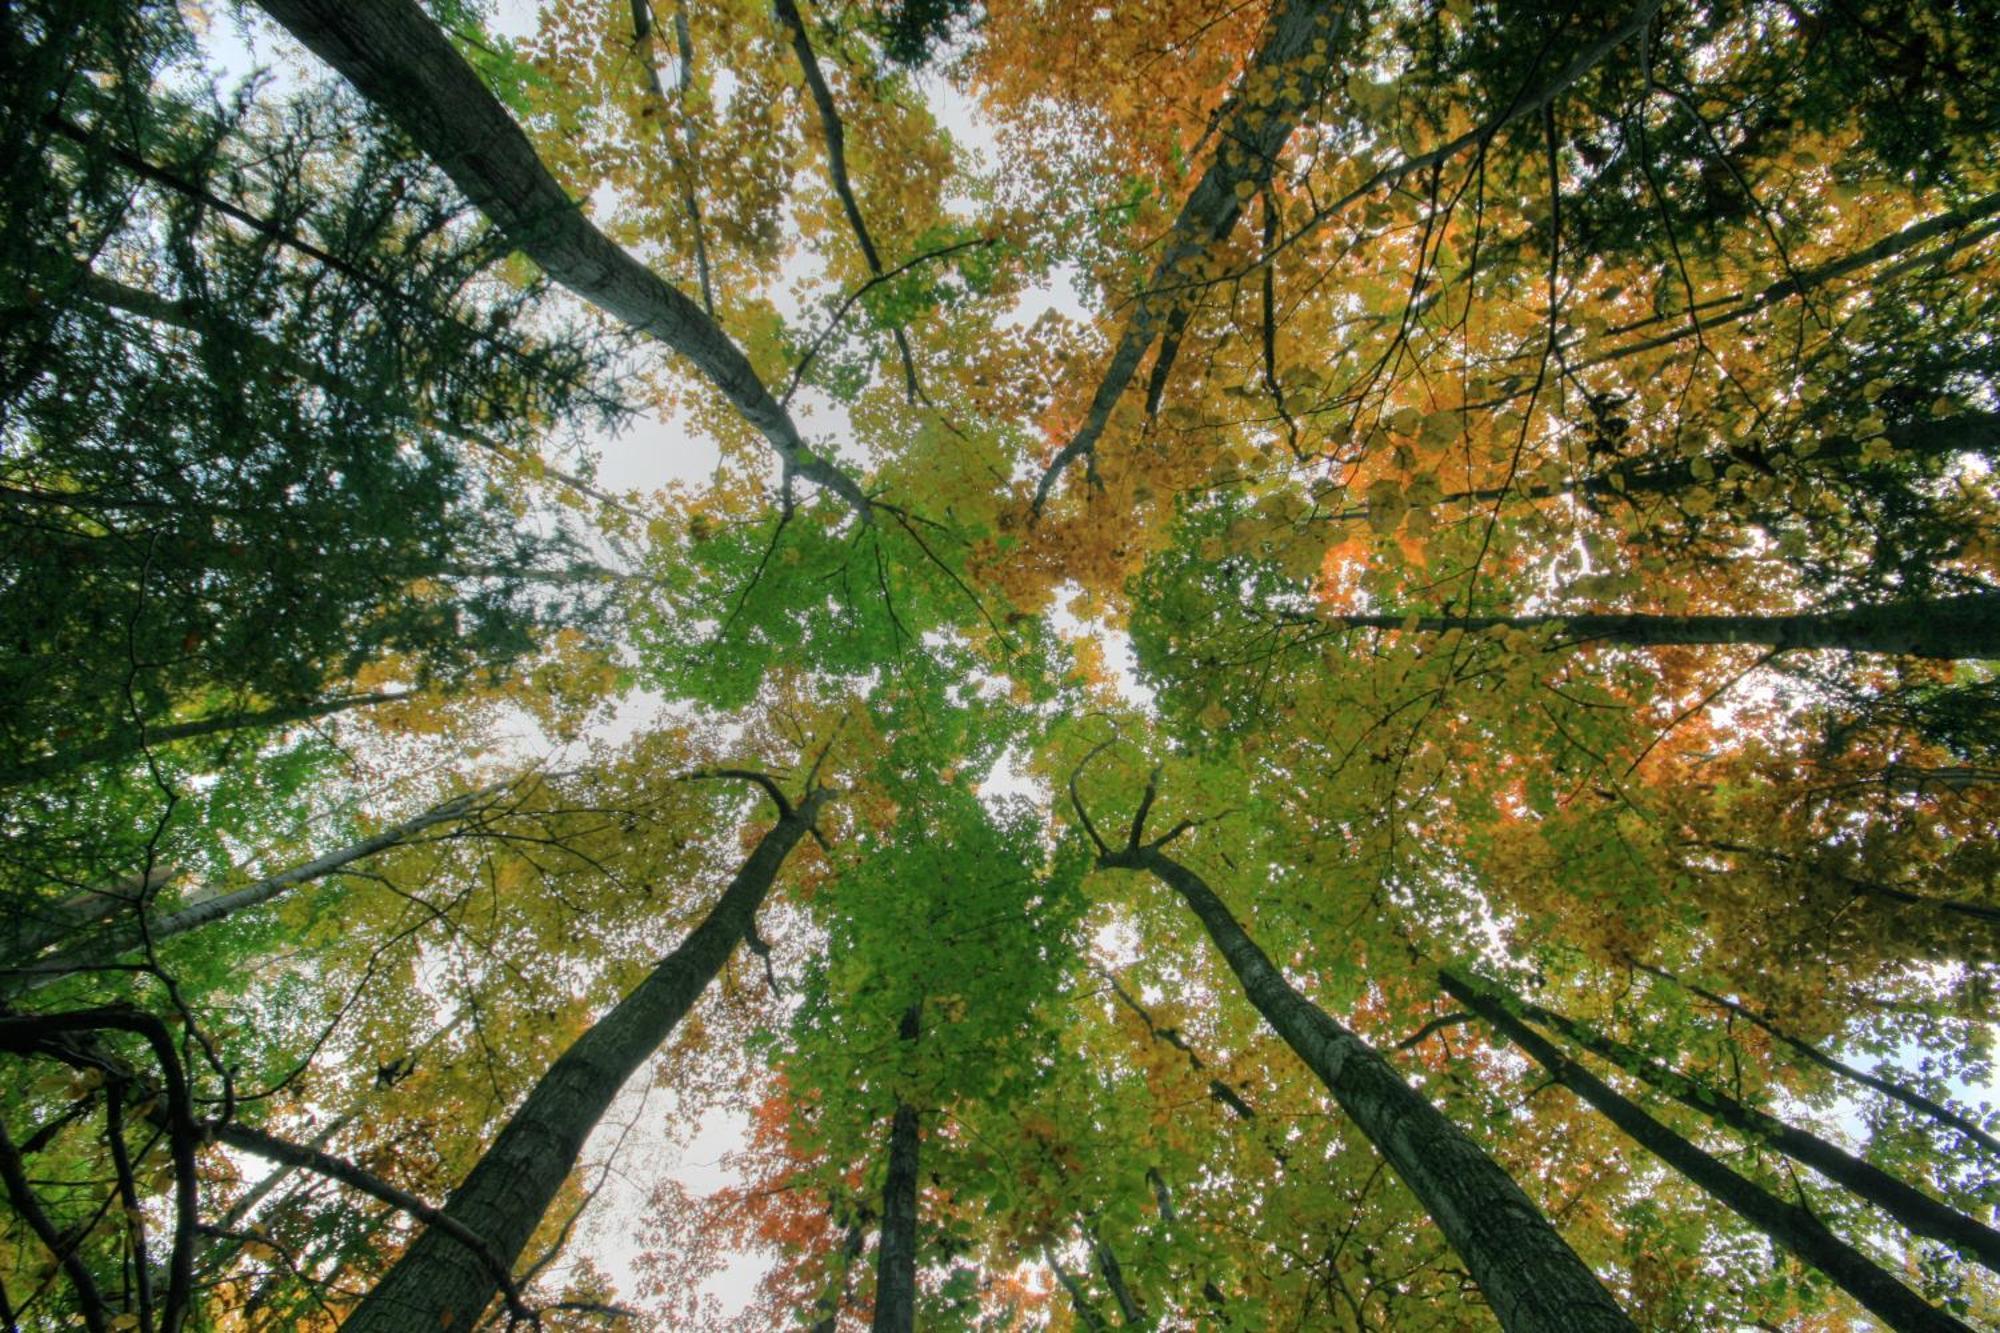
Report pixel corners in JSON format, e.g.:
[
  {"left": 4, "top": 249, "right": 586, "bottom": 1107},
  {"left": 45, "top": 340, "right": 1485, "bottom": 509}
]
[
  {"left": 1317, "top": 411, "right": 2000, "bottom": 527},
  {"left": 0, "top": 689, "right": 407, "bottom": 789},
  {"left": 1317, "top": 592, "right": 2000, "bottom": 659},
  {"left": 872, "top": 1003, "right": 921, "bottom": 1333},
  {"left": 1445, "top": 970, "right": 2000, "bottom": 1271},
  {"left": 807, "top": 1220, "right": 865, "bottom": 1333},
  {"left": 2, "top": 864, "right": 176, "bottom": 971},
  {"left": 1630, "top": 959, "right": 2000, "bottom": 1157},
  {"left": 1034, "top": 0, "right": 1347, "bottom": 513},
  {"left": 626, "top": 0, "right": 715, "bottom": 315},
  {"left": 1090, "top": 1224, "right": 1148, "bottom": 1326},
  {"left": 2, "top": 783, "right": 507, "bottom": 998},
  {"left": 1104, "top": 844, "right": 1634, "bottom": 1333},
  {"left": 1442, "top": 974, "right": 1973, "bottom": 1333},
  {"left": 248, "top": 0, "right": 869, "bottom": 516},
  {"left": 1046, "top": 1244, "right": 1111, "bottom": 1332},
  {"left": 342, "top": 787, "right": 829, "bottom": 1333}
]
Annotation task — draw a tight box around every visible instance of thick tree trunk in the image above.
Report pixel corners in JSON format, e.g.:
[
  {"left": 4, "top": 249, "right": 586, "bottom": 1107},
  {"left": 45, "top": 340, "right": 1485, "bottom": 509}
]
[
  {"left": 248, "top": 0, "right": 868, "bottom": 516},
  {"left": 1108, "top": 845, "right": 1634, "bottom": 1332},
  {"left": 871, "top": 1003, "right": 922, "bottom": 1333},
  {"left": 2, "top": 784, "right": 506, "bottom": 998},
  {"left": 342, "top": 788, "right": 828, "bottom": 1332},
  {"left": 1446, "top": 971, "right": 2000, "bottom": 1271},
  {"left": 1320, "top": 592, "right": 2000, "bottom": 659},
  {"left": 1444, "top": 974, "right": 1973, "bottom": 1333},
  {"left": 0, "top": 689, "right": 406, "bottom": 789}
]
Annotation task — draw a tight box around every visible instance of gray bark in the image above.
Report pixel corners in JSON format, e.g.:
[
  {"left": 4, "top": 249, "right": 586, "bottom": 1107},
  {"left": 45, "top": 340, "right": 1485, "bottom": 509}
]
[
  {"left": 248, "top": 0, "right": 868, "bottom": 516},
  {"left": 1448, "top": 971, "right": 2000, "bottom": 1272},
  {"left": 342, "top": 787, "right": 828, "bottom": 1332},
  {"left": 871, "top": 1002, "right": 922, "bottom": 1333},
  {"left": 1108, "top": 845, "right": 1634, "bottom": 1332},
  {"left": 1631, "top": 959, "right": 2000, "bottom": 1158},
  {"left": 2, "top": 864, "right": 176, "bottom": 972},
  {"left": 2, "top": 784, "right": 505, "bottom": 998},
  {"left": 0, "top": 688, "right": 407, "bottom": 789},
  {"left": 1445, "top": 973, "right": 1973, "bottom": 1333},
  {"left": 1033, "top": 0, "right": 1348, "bottom": 512},
  {"left": 1318, "top": 592, "right": 2000, "bottom": 660},
  {"left": 627, "top": 0, "right": 715, "bottom": 315}
]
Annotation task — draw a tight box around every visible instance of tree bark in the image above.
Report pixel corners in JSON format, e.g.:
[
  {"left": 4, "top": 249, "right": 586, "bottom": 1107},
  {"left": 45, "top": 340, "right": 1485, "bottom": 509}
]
[
  {"left": 1106, "top": 845, "right": 1634, "bottom": 1332},
  {"left": 1034, "top": 0, "right": 1347, "bottom": 512},
  {"left": 342, "top": 786, "right": 829, "bottom": 1332},
  {"left": 1, "top": 783, "right": 507, "bottom": 998},
  {"left": 1317, "top": 592, "right": 2000, "bottom": 660},
  {"left": 1444, "top": 970, "right": 2000, "bottom": 1272},
  {"left": 1316, "top": 411, "right": 2000, "bottom": 528},
  {"left": 0, "top": 688, "right": 407, "bottom": 789},
  {"left": 1443, "top": 973, "right": 1974, "bottom": 1333},
  {"left": 1631, "top": 959, "right": 2000, "bottom": 1157},
  {"left": 248, "top": 0, "right": 869, "bottom": 517},
  {"left": 2, "top": 863, "right": 176, "bottom": 971},
  {"left": 872, "top": 1002, "right": 921, "bottom": 1333}
]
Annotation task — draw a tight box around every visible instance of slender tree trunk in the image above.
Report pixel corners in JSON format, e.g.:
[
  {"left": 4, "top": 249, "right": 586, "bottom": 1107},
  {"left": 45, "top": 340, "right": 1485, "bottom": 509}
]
[
  {"left": 1442, "top": 974, "right": 1973, "bottom": 1333},
  {"left": 1, "top": 784, "right": 506, "bottom": 998},
  {"left": 1035, "top": 0, "right": 1347, "bottom": 512},
  {"left": 1318, "top": 411, "right": 1999, "bottom": 527},
  {"left": 343, "top": 787, "right": 828, "bottom": 1332},
  {"left": 1045, "top": 1244, "right": 1111, "bottom": 1333},
  {"left": 248, "top": 0, "right": 869, "bottom": 516},
  {"left": 0, "top": 689, "right": 407, "bottom": 789},
  {"left": 1090, "top": 1225, "right": 1148, "bottom": 1326},
  {"left": 807, "top": 1220, "right": 865, "bottom": 1333},
  {"left": 1105, "top": 845, "right": 1634, "bottom": 1332},
  {"left": 872, "top": 1003, "right": 921, "bottom": 1333},
  {"left": 626, "top": 0, "right": 715, "bottom": 315},
  {"left": 1317, "top": 592, "right": 2000, "bottom": 659},
  {"left": 1444, "top": 971, "right": 2000, "bottom": 1271},
  {"left": 2, "top": 864, "right": 176, "bottom": 971},
  {"left": 1631, "top": 959, "right": 2000, "bottom": 1157}
]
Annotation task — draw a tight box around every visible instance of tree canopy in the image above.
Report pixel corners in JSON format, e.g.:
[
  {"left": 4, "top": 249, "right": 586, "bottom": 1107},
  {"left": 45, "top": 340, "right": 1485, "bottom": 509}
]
[{"left": 2, "top": 0, "right": 1998, "bottom": 1328}]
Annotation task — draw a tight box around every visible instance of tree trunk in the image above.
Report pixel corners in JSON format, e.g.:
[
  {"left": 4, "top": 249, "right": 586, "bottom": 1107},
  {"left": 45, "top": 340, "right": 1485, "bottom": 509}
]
[
  {"left": 1090, "top": 1225, "right": 1148, "bottom": 1326},
  {"left": 1108, "top": 845, "right": 1634, "bottom": 1332},
  {"left": 1631, "top": 959, "right": 2000, "bottom": 1158},
  {"left": 2, "top": 784, "right": 506, "bottom": 998},
  {"left": 0, "top": 689, "right": 407, "bottom": 789},
  {"left": 1047, "top": 1243, "right": 1111, "bottom": 1331},
  {"left": 872, "top": 1002, "right": 921, "bottom": 1333},
  {"left": 1319, "top": 592, "right": 2000, "bottom": 659},
  {"left": 342, "top": 787, "right": 828, "bottom": 1333},
  {"left": 1034, "top": 0, "right": 1346, "bottom": 512},
  {"left": 1319, "top": 411, "right": 2000, "bottom": 527},
  {"left": 1443, "top": 973, "right": 1974, "bottom": 1333},
  {"left": 247, "top": 0, "right": 868, "bottom": 516},
  {"left": 1445, "top": 970, "right": 2000, "bottom": 1272},
  {"left": 2, "top": 864, "right": 176, "bottom": 971}
]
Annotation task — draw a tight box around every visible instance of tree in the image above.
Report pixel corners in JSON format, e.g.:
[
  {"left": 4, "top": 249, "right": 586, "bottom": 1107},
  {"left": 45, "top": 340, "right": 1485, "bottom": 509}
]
[{"left": 5, "top": 0, "right": 1999, "bottom": 1328}]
